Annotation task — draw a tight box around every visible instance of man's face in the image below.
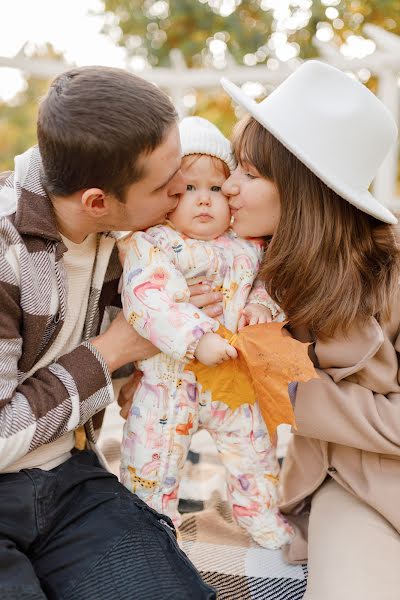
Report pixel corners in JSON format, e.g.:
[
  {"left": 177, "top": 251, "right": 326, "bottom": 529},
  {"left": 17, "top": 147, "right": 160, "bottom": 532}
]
[{"left": 106, "top": 124, "right": 185, "bottom": 232}]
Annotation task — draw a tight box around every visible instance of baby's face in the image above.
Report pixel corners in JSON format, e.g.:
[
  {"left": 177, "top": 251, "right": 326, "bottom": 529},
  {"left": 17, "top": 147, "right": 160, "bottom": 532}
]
[{"left": 168, "top": 155, "right": 231, "bottom": 240}]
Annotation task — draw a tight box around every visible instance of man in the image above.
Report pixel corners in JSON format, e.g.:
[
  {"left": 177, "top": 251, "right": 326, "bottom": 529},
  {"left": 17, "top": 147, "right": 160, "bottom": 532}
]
[{"left": 0, "top": 66, "right": 217, "bottom": 599}]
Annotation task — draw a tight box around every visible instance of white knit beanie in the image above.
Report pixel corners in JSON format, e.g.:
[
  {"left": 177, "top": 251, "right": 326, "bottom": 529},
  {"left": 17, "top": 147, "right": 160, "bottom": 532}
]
[{"left": 179, "top": 116, "right": 236, "bottom": 172}]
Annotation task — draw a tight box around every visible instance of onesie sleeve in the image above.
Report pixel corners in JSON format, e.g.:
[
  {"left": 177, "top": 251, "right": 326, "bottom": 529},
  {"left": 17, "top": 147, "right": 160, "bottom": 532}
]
[
  {"left": 120, "top": 229, "right": 218, "bottom": 362},
  {"left": 247, "top": 278, "right": 285, "bottom": 322}
]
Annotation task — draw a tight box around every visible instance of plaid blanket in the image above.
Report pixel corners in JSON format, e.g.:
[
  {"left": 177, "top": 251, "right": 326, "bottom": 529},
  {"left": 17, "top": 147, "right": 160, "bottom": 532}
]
[{"left": 99, "top": 403, "right": 307, "bottom": 600}]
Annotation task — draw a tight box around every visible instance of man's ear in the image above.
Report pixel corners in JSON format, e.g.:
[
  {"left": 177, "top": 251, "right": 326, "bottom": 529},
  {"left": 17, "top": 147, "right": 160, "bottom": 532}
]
[{"left": 81, "top": 188, "right": 110, "bottom": 217}]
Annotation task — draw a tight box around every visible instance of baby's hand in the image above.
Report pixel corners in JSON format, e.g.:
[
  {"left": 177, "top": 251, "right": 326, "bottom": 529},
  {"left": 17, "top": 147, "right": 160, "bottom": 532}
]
[
  {"left": 238, "top": 303, "right": 273, "bottom": 330},
  {"left": 194, "top": 332, "right": 237, "bottom": 366}
]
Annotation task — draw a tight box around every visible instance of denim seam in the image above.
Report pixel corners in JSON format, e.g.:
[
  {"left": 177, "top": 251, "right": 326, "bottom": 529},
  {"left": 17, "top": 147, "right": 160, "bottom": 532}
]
[{"left": 23, "top": 470, "right": 42, "bottom": 536}]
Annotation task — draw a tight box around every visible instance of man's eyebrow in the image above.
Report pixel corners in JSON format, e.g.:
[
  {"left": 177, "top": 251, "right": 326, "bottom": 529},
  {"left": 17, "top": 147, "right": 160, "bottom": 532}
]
[{"left": 153, "top": 165, "right": 181, "bottom": 191}]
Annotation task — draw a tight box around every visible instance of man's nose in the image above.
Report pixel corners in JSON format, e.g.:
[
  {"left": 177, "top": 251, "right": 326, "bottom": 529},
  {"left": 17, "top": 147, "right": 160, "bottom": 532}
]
[{"left": 169, "top": 170, "right": 186, "bottom": 196}]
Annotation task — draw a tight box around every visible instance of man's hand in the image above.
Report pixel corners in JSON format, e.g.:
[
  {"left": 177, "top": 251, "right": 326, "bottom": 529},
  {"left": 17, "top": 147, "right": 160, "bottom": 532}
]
[
  {"left": 91, "top": 312, "right": 159, "bottom": 373},
  {"left": 238, "top": 303, "right": 273, "bottom": 330},
  {"left": 188, "top": 281, "right": 223, "bottom": 318},
  {"left": 118, "top": 370, "right": 143, "bottom": 419},
  {"left": 194, "top": 332, "right": 237, "bottom": 366}
]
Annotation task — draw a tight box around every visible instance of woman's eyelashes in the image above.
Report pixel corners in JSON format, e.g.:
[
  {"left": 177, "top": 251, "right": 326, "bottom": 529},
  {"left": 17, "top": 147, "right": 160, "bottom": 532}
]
[{"left": 239, "top": 163, "right": 257, "bottom": 179}]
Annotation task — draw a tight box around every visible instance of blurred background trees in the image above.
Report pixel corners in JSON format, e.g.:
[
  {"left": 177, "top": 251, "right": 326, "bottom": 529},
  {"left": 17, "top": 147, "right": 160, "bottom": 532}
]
[
  {"left": 0, "top": 43, "right": 64, "bottom": 170},
  {"left": 1, "top": 0, "right": 399, "bottom": 169},
  {"left": 102, "top": 0, "right": 400, "bottom": 67}
]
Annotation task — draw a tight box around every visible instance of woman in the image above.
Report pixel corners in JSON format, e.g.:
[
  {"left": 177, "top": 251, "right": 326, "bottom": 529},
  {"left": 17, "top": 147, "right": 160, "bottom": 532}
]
[{"left": 194, "top": 61, "right": 400, "bottom": 599}]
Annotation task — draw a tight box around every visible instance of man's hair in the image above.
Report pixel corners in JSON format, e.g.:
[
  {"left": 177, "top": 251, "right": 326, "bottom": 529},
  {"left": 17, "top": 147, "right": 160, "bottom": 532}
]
[
  {"left": 233, "top": 115, "right": 400, "bottom": 339},
  {"left": 37, "top": 66, "right": 177, "bottom": 200}
]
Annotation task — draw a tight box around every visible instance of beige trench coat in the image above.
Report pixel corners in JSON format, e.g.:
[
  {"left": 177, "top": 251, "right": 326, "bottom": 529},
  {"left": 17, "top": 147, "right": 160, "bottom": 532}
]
[{"left": 280, "top": 304, "right": 400, "bottom": 564}]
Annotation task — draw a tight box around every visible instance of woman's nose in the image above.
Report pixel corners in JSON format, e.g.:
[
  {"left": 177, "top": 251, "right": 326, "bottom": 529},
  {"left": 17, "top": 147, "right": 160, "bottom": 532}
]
[{"left": 222, "top": 173, "right": 239, "bottom": 197}]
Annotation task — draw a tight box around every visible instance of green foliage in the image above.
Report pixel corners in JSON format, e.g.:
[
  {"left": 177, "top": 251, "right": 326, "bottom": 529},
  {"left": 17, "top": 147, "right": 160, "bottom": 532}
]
[
  {"left": 103, "top": 0, "right": 274, "bottom": 67},
  {"left": 100, "top": 0, "right": 400, "bottom": 135},
  {"left": 0, "top": 44, "right": 61, "bottom": 171},
  {"left": 102, "top": 0, "right": 400, "bottom": 65},
  {"left": 0, "top": 78, "right": 48, "bottom": 172}
]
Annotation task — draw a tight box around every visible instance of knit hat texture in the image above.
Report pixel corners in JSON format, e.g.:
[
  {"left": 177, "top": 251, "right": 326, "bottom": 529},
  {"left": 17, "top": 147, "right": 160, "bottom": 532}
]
[{"left": 179, "top": 116, "right": 236, "bottom": 172}]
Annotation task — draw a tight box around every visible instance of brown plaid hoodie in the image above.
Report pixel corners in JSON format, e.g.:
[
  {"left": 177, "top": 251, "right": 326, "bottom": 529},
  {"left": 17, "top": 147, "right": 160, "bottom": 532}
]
[{"left": 0, "top": 147, "right": 122, "bottom": 470}]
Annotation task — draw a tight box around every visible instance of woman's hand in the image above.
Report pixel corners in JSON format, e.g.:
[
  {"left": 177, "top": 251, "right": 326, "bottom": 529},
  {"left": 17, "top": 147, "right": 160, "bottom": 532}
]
[{"left": 188, "top": 281, "right": 223, "bottom": 318}]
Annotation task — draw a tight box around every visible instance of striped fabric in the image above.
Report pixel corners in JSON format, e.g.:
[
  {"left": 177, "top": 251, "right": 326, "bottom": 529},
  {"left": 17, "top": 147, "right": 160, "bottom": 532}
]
[
  {"left": 180, "top": 495, "right": 307, "bottom": 600},
  {"left": 0, "top": 147, "right": 122, "bottom": 471}
]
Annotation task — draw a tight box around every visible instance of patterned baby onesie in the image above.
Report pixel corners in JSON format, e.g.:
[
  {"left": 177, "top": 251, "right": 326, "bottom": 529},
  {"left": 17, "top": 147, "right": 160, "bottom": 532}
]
[{"left": 119, "top": 223, "right": 293, "bottom": 549}]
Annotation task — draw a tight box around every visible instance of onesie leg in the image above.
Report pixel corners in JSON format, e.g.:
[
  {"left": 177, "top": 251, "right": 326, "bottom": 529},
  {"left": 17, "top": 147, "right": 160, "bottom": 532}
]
[
  {"left": 120, "top": 374, "right": 198, "bottom": 527},
  {"left": 201, "top": 397, "right": 294, "bottom": 549}
]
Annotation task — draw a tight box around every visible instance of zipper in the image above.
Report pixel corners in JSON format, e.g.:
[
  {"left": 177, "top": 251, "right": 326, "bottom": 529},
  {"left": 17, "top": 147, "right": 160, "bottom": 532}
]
[
  {"left": 159, "top": 518, "right": 176, "bottom": 533},
  {"left": 156, "top": 518, "right": 216, "bottom": 597}
]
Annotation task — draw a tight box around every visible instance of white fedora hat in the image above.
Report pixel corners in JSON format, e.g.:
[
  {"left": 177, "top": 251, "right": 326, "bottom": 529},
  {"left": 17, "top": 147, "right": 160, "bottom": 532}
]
[{"left": 221, "top": 61, "right": 398, "bottom": 224}]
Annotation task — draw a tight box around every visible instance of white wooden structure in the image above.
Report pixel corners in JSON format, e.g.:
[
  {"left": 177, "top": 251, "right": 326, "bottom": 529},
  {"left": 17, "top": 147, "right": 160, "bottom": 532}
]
[{"left": 1, "top": 24, "right": 399, "bottom": 209}]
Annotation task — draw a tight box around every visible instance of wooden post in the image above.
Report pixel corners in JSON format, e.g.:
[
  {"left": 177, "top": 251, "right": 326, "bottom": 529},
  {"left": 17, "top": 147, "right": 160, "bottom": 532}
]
[{"left": 374, "top": 68, "right": 399, "bottom": 210}]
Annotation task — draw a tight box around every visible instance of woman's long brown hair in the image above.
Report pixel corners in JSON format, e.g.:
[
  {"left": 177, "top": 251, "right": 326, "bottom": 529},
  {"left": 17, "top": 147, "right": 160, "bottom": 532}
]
[{"left": 232, "top": 116, "right": 400, "bottom": 339}]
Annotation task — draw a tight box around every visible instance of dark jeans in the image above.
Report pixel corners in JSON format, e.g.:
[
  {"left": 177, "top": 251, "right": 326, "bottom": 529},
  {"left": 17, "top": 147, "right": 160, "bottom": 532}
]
[{"left": 0, "top": 450, "right": 216, "bottom": 600}]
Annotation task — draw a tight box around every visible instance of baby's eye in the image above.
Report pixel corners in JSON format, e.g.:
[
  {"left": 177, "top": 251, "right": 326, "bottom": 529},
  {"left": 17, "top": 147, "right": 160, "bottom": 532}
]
[
  {"left": 186, "top": 184, "right": 195, "bottom": 191},
  {"left": 211, "top": 186, "right": 221, "bottom": 192},
  {"left": 246, "top": 173, "right": 256, "bottom": 180}
]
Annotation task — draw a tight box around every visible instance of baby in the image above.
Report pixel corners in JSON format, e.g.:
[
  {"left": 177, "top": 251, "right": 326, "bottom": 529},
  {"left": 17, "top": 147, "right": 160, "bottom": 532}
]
[{"left": 119, "top": 117, "right": 293, "bottom": 549}]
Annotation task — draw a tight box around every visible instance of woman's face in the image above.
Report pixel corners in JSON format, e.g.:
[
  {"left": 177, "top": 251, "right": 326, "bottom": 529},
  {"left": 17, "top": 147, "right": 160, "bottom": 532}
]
[{"left": 222, "top": 161, "right": 280, "bottom": 238}]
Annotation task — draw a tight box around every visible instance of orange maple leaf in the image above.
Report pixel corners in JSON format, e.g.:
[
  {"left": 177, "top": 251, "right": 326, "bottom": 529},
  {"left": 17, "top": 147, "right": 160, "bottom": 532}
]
[{"left": 185, "top": 322, "right": 318, "bottom": 442}]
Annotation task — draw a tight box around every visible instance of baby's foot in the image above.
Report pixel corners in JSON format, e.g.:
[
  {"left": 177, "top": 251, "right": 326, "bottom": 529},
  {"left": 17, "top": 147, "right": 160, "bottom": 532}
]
[{"left": 237, "top": 509, "right": 294, "bottom": 550}]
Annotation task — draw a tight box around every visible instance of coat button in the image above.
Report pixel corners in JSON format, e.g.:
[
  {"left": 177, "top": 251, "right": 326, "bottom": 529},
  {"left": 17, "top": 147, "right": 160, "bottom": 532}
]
[{"left": 327, "top": 466, "right": 337, "bottom": 473}]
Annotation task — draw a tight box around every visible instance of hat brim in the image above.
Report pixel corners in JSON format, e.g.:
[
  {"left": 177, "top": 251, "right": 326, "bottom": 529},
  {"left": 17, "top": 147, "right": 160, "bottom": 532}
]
[{"left": 221, "top": 77, "right": 398, "bottom": 225}]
